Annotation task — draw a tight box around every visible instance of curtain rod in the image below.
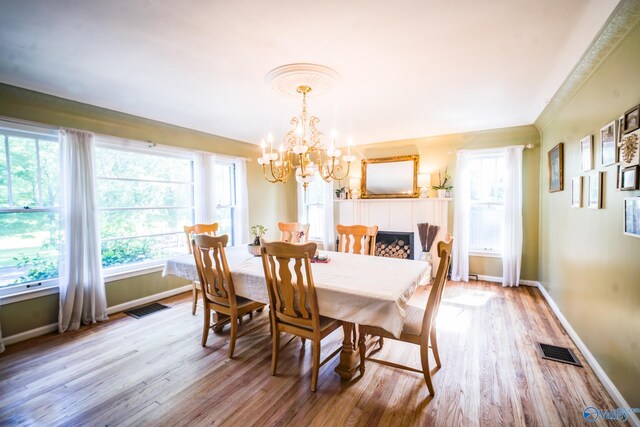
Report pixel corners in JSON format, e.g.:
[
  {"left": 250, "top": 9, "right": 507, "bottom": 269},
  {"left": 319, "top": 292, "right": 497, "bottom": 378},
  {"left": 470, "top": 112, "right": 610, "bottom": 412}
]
[
  {"left": 0, "top": 114, "right": 252, "bottom": 161},
  {"left": 449, "top": 144, "right": 535, "bottom": 154}
]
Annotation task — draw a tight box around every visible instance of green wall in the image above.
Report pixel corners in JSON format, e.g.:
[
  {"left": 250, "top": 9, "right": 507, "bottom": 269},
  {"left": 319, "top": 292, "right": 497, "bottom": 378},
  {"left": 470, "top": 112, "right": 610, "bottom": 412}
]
[
  {"left": 535, "top": 19, "right": 640, "bottom": 407},
  {"left": 339, "top": 125, "right": 540, "bottom": 280},
  {"left": 0, "top": 83, "right": 296, "bottom": 337}
]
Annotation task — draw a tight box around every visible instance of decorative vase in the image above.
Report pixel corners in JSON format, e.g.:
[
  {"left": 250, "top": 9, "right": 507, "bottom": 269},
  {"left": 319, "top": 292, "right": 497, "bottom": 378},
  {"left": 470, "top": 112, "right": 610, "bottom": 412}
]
[
  {"left": 247, "top": 244, "right": 261, "bottom": 256},
  {"left": 437, "top": 189, "right": 446, "bottom": 198},
  {"left": 419, "top": 251, "right": 434, "bottom": 279}
]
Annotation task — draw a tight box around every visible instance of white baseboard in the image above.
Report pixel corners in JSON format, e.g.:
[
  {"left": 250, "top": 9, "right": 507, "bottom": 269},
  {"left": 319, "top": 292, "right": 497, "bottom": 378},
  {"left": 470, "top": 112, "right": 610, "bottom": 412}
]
[
  {"left": 536, "top": 283, "right": 639, "bottom": 427},
  {"left": 106, "top": 284, "right": 191, "bottom": 315},
  {"left": 2, "top": 322, "right": 58, "bottom": 346},
  {"left": 474, "top": 274, "right": 539, "bottom": 287},
  {"left": 2, "top": 285, "right": 192, "bottom": 348}
]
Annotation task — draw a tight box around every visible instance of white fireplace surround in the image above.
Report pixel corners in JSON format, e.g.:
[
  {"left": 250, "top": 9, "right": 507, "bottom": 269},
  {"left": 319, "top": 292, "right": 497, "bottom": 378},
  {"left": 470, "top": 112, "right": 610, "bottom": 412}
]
[{"left": 336, "top": 198, "right": 451, "bottom": 277}]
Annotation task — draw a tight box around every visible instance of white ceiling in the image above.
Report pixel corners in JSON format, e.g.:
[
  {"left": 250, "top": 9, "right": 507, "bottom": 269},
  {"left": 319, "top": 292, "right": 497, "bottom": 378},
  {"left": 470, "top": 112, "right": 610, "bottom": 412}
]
[{"left": 0, "top": 0, "right": 619, "bottom": 146}]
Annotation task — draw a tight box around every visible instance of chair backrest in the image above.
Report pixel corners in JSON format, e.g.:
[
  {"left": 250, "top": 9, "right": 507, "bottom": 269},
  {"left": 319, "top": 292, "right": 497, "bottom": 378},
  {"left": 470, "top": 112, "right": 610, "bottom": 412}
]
[
  {"left": 421, "top": 237, "right": 454, "bottom": 340},
  {"left": 192, "top": 234, "right": 235, "bottom": 308},
  {"left": 260, "top": 241, "right": 319, "bottom": 330},
  {"left": 184, "top": 223, "right": 219, "bottom": 253},
  {"left": 336, "top": 224, "right": 378, "bottom": 255},
  {"left": 278, "top": 222, "right": 311, "bottom": 243}
]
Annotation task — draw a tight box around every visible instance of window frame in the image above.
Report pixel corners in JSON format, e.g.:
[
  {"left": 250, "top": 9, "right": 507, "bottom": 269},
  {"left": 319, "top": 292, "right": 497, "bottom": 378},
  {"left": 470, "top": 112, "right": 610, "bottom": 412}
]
[
  {"left": 213, "top": 159, "right": 237, "bottom": 245},
  {"left": 468, "top": 151, "right": 506, "bottom": 256},
  {"left": 94, "top": 138, "right": 197, "bottom": 273},
  {"left": 0, "top": 127, "right": 61, "bottom": 297},
  {"left": 300, "top": 172, "right": 325, "bottom": 242}
]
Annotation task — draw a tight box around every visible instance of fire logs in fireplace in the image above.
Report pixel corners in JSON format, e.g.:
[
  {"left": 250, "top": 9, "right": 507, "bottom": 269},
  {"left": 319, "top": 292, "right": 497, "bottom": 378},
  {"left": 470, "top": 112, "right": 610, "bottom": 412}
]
[{"left": 375, "top": 239, "right": 411, "bottom": 259}]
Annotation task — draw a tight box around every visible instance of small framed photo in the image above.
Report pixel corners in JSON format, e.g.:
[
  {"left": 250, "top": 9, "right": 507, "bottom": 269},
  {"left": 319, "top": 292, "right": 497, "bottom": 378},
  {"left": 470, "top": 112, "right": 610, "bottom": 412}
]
[
  {"left": 619, "top": 130, "right": 640, "bottom": 167},
  {"left": 623, "top": 197, "right": 640, "bottom": 238},
  {"left": 548, "top": 142, "right": 564, "bottom": 192},
  {"left": 600, "top": 121, "right": 618, "bottom": 166},
  {"left": 621, "top": 165, "right": 639, "bottom": 191},
  {"left": 623, "top": 105, "right": 640, "bottom": 134},
  {"left": 587, "top": 172, "right": 603, "bottom": 209},
  {"left": 571, "top": 177, "right": 582, "bottom": 208},
  {"left": 581, "top": 135, "right": 594, "bottom": 172}
]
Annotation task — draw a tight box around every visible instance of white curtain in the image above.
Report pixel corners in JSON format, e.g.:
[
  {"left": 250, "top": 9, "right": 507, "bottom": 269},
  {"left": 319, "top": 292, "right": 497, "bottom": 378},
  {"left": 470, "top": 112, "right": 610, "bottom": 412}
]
[
  {"left": 233, "top": 159, "right": 250, "bottom": 245},
  {"left": 451, "top": 151, "right": 471, "bottom": 282},
  {"left": 0, "top": 306, "right": 4, "bottom": 353},
  {"left": 195, "top": 153, "right": 216, "bottom": 223},
  {"left": 323, "top": 181, "right": 335, "bottom": 251},
  {"left": 58, "top": 129, "right": 108, "bottom": 333},
  {"left": 502, "top": 146, "right": 524, "bottom": 287}
]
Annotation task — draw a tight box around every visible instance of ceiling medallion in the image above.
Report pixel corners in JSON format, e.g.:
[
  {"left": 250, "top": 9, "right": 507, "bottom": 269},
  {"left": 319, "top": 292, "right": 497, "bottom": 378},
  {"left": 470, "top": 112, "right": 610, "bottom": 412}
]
[{"left": 258, "top": 64, "right": 354, "bottom": 190}]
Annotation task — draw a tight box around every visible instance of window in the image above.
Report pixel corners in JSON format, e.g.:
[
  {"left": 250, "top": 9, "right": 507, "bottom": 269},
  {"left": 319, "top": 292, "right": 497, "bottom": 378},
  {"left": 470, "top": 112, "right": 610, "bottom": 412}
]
[
  {"left": 213, "top": 160, "right": 236, "bottom": 245},
  {"left": 95, "top": 142, "right": 196, "bottom": 269},
  {"left": 0, "top": 125, "right": 60, "bottom": 293},
  {"left": 469, "top": 153, "right": 505, "bottom": 254},
  {"left": 299, "top": 173, "right": 325, "bottom": 241}
]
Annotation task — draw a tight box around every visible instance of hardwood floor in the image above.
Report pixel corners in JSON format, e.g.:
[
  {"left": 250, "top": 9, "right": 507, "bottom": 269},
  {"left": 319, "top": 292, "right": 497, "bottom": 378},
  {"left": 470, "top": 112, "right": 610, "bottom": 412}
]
[{"left": 0, "top": 281, "right": 617, "bottom": 426}]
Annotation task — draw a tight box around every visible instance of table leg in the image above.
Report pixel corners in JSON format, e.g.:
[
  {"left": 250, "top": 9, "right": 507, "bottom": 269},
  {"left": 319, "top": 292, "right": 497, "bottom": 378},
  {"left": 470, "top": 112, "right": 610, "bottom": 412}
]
[
  {"left": 212, "top": 312, "right": 231, "bottom": 333},
  {"left": 335, "top": 322, "right": 361, "bottom": 381}
]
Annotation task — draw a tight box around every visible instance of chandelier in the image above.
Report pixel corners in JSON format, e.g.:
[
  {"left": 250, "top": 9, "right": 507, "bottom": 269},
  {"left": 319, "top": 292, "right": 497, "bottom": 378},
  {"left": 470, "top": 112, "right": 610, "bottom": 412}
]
[{"left": 258, "top": 65, "right": 355, "bottom": 189}]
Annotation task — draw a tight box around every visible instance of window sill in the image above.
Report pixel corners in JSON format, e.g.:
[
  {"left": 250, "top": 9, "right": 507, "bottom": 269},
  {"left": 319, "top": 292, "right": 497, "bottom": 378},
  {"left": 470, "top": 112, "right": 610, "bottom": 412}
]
[
  {"left": 470, "top": 251, "right": 502, "bottom": 259},
  {"left": 0, "top": 259, "right": 172, "bottom": 305}
]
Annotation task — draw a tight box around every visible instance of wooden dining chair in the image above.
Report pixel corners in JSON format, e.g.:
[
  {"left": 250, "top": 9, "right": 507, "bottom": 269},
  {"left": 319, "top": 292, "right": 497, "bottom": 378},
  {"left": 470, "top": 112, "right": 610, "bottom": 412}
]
[
  {"left": 336, "top": 224, "right": 379, "bottom": 255},
  {"left": 260, "top": 241, "right": 342, "bottom": 392},
  {"left": 192, "top": 234, "right": 266, "bottom": 358},
  {"left": 358, "top": 237, "right": 454, "bottom": 395},
  {"left": 184, "top": 223, "right": 219, "bottom": 314},
  {"left": 277, "top": 222, "right": 311, "bottom": 243}
]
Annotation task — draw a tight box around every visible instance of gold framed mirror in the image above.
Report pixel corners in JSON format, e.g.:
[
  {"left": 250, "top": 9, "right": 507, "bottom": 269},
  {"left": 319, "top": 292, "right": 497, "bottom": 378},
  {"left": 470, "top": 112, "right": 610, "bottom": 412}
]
[{"left": 360, "top": 155, "right": 419, "bottom": 199}]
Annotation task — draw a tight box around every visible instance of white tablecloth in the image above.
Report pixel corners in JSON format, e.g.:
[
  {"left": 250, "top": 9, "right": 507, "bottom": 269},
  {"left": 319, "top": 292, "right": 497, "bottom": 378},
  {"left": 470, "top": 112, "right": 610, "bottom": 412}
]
[{"left": 163, "top": 246, "right": 431, "bottom": 337}]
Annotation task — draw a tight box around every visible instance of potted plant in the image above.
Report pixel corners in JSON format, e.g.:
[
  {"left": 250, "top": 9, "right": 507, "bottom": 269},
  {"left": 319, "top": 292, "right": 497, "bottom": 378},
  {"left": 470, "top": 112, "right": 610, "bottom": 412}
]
[
  {"left": 335, "top": 186, "right": 346, "bottom": 199},
  {"left": 432, "top": 167, "right": 453, "bottom": 198},
  {"left": 248, "top": 225, "right": 267, "bottom": 256}
]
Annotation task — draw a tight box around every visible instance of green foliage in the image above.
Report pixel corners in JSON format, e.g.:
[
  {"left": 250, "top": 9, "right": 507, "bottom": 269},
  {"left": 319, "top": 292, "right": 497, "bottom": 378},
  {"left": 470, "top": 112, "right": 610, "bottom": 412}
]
[
  {"left": 250, "top": 224, "right": 267, "bottom": 246},
  {"left": 432, "top": 167, "right": 453, "bottom": 190},
  {"left": 334, "top": 186, "right": 346, "bottom": 197},
  {"left": 13, "top": 253, "right": 58, "bottom": 283},
  {"left": 101, "top": 239, "right": 157, "bottom": 267}
]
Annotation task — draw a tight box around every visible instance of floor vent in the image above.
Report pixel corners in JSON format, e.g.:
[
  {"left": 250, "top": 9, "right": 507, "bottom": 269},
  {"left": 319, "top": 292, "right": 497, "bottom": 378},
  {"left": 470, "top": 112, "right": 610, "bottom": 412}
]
[
  {"left": 537, "top": 343, "right": 582, "bottom": 367},
  {"left": 125, "top": 303, "right": 170, "bottom": 319}
]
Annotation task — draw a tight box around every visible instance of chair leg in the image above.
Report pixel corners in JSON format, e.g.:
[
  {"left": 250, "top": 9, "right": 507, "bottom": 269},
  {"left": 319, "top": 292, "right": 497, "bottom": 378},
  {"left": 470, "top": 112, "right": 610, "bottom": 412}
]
[
  {"left": 358, "top": 332, "right": 366, "bottom": 375},
  {"left": 311, "top": 340, "right": 320, "bottom": 392},
  {"left": 301, "top": 338, "right": 306, "bottom": 347},
  {"left": 201, "top": 307, "right": 210, "bottom": 347},
  {"left": 379, "top": 337, "right": 384, "bottom": 350},
  {"left": 430, "top": 328, "right": 441, "bottom": 368},
  {"left": 420, "top": 342, "right": 435, "bottom": 395},
  {"left": 271, "top": 330, "right": 280, "bottom": 375},
  {"left": 228, "top": 314, "right": 238, "bottom": 358},
  {"left": 192, "top": 283, "right": 198, "bottom": 315}
]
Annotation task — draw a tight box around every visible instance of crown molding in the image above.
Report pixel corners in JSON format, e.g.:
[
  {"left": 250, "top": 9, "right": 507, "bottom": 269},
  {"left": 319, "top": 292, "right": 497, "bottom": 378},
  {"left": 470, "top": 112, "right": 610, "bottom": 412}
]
[{"left": 535, "top": 0, "right": 640, "bottom": 131}]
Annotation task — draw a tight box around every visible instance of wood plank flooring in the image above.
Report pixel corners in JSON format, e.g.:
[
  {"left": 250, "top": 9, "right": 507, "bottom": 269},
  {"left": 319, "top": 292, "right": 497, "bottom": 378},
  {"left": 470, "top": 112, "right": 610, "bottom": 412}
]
[{"left": 0, "top": 281, "right": 618, "bottom": 426}]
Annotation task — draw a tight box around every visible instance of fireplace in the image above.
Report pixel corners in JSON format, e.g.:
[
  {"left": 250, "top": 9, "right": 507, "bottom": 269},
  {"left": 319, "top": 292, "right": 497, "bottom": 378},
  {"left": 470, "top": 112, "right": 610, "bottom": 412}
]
[{"left": 375, "top": 231, "right": 415, "bottom": 260}]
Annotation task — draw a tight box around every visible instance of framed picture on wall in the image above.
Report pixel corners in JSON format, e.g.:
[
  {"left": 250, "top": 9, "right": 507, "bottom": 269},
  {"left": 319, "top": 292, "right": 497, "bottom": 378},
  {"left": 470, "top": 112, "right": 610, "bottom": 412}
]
[
  {"left": 587, "top": 172, "right": 603, "bottom": 209},
  {"left": 623, "top": 104, "right": 640, "bottom": 134},
  {"left": 616, "top": 165, "right": 621, "bottom": 190},
  {"left": 581, "top": 135, "right": 594, "bottom": 171},
  {"left": 600, "top": 121, "right": 618, "bottom": 166},
  {"left": 619, "top": 130, "right": 640, "bottom": 167},
  {"left": 623, "top": 197, "right": 640, "bottom": 238},
  {"left": 571, "top": 177, "right": 582, "bottom": 208},
  {"left": 548, "top": 143, "right": 564, "bottom": 192},
  {"left": 621, "top": 165, "right": 639, "bottom": 191}
]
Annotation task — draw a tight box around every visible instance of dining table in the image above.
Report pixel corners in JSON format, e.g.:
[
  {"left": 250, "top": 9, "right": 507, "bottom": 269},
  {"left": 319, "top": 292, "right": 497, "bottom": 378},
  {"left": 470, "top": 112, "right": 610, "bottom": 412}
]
[{"left": 163, "top": 245, "right": 432, "bottom": 380}]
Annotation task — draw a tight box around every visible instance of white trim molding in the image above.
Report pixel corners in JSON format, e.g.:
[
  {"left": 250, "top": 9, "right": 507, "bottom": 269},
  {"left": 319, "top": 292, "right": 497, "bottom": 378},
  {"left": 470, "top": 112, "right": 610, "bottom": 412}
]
[{"left": 106, "top": 285, "right": 191, "bottom": 315}]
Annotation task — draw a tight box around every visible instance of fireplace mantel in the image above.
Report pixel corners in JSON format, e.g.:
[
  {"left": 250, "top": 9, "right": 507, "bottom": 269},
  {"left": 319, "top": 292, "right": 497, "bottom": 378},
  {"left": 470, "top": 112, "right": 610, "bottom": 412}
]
[{"left": 336, "top": 198, "right": 450, "bottom": 277}]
